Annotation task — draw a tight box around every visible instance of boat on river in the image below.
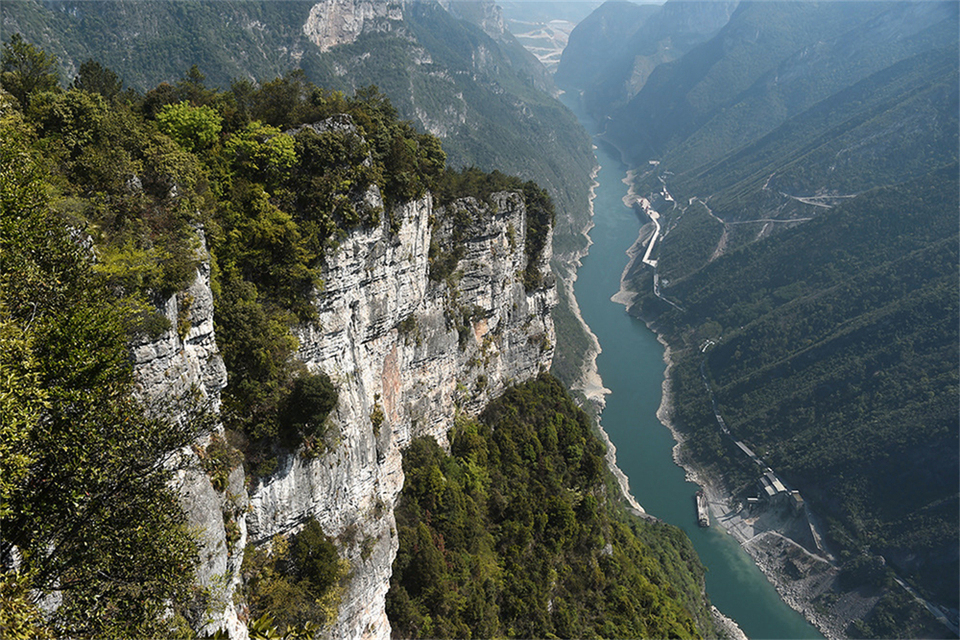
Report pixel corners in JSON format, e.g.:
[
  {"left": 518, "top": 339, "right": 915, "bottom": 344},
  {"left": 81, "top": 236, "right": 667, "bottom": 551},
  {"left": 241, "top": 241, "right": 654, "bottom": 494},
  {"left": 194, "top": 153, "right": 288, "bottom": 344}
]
[{"left": 696, "top": 490, "right": 710, "bottom": 527}]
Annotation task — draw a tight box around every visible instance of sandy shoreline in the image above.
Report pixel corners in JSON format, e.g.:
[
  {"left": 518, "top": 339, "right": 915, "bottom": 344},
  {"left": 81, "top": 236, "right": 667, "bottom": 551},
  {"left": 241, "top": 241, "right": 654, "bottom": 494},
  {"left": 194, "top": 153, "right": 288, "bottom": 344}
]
[
  {"left": 611, "top": 168, "right": 654, "bottom": 309},
  {"left": 566, "top": 162, "right": 609, "bottom": 408},
  {"left": 621, "top": 168, "right": 644, "bottom": 209}
]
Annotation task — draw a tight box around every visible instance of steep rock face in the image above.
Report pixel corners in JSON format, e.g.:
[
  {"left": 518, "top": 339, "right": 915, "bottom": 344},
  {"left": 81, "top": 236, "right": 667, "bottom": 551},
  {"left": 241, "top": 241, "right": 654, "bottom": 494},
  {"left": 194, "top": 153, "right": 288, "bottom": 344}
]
[
  {"left": 303, "top": 0, "right": 406, "bottom": 51},
  {"left": 130, "top": 236, "right": 248, "bottom": 639},
  {"left": 441, "top": 0, "right": 506, "bottom": 40},
  {"left": 129, "top": 188, "right": 554, "bottom": 638},
  {"left": 247, "top": 190, "right": 556, "bottom": 639},
  {"left": 131, "top": 232, "right": 226, "bottom": 414}
]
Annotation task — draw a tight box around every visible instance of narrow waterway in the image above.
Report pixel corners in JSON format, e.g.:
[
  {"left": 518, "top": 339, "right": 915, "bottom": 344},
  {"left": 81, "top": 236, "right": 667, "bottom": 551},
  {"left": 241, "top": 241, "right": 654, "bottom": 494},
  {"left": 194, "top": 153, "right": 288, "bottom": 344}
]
[{"left": 565, "top": 97, "right": 823, "bottom": 640}]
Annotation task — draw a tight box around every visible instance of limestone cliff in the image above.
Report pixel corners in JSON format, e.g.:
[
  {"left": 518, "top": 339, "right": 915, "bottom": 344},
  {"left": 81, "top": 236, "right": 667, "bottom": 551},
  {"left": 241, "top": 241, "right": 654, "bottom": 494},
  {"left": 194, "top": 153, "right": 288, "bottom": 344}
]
[
  {"left": 136, "top": 187, "right": 555, "bottom": 638},
  {"left": 249, "top": 188, "right": 556, "bottom": 638},
  {"left": 302, "top": 0, "right": 406, "bottom": 51},
  {"left": 130, "top": 232, "right": 249, "bottom": 638}
]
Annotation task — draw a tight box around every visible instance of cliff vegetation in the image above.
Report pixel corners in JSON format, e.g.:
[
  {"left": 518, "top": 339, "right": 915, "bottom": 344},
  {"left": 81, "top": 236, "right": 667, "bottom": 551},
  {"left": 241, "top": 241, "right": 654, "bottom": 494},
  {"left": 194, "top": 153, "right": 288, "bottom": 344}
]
[
  {"left": 388, "top": 375, "right": 713, "bottom": 639},
  {"left": 0, "top": 36, "right": 560, "bottom": 638},
  {"left": 1, "top": 34, "right": 718, "bottom": 639}
]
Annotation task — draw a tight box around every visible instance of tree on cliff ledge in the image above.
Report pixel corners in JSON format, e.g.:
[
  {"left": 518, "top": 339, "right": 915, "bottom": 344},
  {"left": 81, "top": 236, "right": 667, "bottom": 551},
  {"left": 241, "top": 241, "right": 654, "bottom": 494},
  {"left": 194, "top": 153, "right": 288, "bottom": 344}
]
[{"left": 0, "top": 90, "right": 211, "bottom": 639}]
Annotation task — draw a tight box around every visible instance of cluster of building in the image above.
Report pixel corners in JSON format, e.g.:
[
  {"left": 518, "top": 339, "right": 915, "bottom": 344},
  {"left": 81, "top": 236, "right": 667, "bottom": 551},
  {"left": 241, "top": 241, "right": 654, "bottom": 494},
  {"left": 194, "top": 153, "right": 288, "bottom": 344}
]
[{"left": 747, "top": 468, "right": 804, "bottom": 516}]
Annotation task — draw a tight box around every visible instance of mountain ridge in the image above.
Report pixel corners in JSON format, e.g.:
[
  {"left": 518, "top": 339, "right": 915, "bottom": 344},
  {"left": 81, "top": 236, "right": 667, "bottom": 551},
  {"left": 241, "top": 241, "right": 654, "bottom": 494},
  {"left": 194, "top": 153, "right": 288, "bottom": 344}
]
[{"left": 561, "top": 0, "right": 959, "bottom": 636}]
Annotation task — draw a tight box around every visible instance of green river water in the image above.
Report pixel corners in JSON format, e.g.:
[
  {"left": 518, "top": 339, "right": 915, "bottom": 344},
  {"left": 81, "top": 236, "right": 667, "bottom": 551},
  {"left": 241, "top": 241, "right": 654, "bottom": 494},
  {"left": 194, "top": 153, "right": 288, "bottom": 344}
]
[{"left": 565, "top": 96, "right": 824, "bottom": 640}]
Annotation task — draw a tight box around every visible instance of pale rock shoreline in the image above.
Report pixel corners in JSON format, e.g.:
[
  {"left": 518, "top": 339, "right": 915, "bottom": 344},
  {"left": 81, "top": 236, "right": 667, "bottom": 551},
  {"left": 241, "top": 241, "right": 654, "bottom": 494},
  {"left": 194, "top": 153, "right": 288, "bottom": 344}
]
[
  {"left": 606, "top": 167, "right": 758, "bottom": 640},
  {"left": 559, "top": 160, "right": 646, "bottom": 517},
  {"left": 609, "top": 171, "right": 849, "bottom": 640}
]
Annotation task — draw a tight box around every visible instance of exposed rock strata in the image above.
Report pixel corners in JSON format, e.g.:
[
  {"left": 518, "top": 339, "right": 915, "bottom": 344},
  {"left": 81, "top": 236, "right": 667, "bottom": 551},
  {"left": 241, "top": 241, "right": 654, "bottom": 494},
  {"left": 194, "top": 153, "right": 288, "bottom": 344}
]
[
  {"left": 249, "top": 189, "right": 556, "bottom": 639},
  {"left": 136, "top": 186, "right": 555, "bottom": 638},
  {"left": 131, "top": 231, "right": 226, "bottom": 415},
  {"left": 303, "top": 0, "right": 405, "bottom": 51},
  {"left": 130, "top": 235, "right": 248, "bottom": 639}
]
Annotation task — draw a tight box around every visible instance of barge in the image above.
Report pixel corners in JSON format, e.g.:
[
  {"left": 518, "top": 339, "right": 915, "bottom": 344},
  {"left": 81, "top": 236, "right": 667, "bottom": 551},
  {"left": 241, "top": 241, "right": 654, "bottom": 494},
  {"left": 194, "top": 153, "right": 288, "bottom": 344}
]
[{"left": 695, "top": 490, "right": 710, "bottom": 527}]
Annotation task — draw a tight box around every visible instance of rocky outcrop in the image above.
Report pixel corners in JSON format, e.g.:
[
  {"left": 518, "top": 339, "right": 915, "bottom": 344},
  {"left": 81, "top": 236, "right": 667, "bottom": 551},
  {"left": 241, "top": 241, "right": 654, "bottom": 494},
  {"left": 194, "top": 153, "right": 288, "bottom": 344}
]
[
  {"left": 132, "top": 181, "right": 554, "bottom": 639},
  {"left": 130, "top": 234, "right": 248, "bottom": 639},
  {"left": 247, "top": 189, "right": 556, "bottom": 639},
  {"left": 131, "top": 230, "right": 226, "bottom": 415},
  {"left": 302, "top": 0, "right": 405, "bottom": 51}
]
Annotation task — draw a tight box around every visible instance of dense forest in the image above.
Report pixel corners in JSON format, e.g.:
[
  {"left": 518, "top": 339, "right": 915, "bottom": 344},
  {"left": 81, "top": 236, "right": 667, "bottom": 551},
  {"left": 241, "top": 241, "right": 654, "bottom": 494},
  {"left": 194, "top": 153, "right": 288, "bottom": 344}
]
[
  {"left": 645, "top": 169, "right": 959, "bottom": 606},
  {"left": 388, "top": 375, "right": 714, "bottom": 639},
  {"left": 560, "top": 0, "right": 959, "bottom": 636},
  {"left": 0, "top": 34, "right": 568, "bottom": 637}
]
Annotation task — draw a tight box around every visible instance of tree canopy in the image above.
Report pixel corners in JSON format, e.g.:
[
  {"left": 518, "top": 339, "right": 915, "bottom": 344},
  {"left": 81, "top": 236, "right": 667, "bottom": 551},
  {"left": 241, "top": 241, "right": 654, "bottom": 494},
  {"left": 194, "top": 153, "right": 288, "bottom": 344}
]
[{"left": 388, "top": 375, "right": 713, "bottom": 639}]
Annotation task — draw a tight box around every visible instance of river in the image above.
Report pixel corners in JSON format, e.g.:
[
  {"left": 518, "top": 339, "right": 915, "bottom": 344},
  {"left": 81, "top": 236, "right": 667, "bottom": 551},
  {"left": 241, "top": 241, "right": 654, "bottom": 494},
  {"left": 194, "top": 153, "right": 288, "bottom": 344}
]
[{"left": 564, "top": 95, "right": 824, "bottom": 640}]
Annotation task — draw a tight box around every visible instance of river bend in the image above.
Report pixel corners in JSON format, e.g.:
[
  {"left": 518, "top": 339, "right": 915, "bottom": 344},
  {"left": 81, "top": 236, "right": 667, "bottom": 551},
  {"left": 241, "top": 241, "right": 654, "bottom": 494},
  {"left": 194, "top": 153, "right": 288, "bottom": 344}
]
[{"left": 564, "top": 94, "right": 823, "bottom": 640}]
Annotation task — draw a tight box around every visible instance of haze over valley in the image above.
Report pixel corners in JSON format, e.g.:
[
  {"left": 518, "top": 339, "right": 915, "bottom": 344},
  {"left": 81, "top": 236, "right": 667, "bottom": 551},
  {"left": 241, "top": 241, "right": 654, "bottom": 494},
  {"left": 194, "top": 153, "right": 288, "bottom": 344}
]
[{"left": 1, "top": 1, "right": 956, "bottom": 638}]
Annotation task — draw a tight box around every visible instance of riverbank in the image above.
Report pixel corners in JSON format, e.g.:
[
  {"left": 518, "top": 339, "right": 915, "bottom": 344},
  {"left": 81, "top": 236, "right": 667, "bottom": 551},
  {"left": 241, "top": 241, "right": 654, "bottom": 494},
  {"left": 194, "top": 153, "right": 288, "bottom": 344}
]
[
  {"left": 611, "top": 218, "right": 862, "bottom": 640},
  {"left": 609, "top": 187, "right": 753, "bottom": 640},
  {"left": 553, "top": 161, "right": 648, "bottom": 517},
  {"left": 566, "top": 89, "right": 824, "bottom": 638},
  {"left": 567, "top": 162, "right": 609, "bottom": 410}
]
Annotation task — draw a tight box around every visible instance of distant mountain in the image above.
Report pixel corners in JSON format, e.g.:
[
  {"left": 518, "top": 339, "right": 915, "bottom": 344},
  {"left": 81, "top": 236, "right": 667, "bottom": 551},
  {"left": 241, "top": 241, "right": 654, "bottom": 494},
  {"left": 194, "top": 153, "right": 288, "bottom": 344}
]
[
  {"left": 1, "top": 0, "right": 594, "bottom": 236},
  {"left": 440, "top": 0, "right": 554, "bottom": 93},
  {"left": 498, "top": 0, "right": 603, "bottom": 74},
  {"left": 556, "top": 0, "right": 737, "bottom": 118},
  {"left": 553, "top": 0, "right": 659, "bottom": 91},
  {"left": 603, "top": 0, "right": 957, "bottom": 169}
]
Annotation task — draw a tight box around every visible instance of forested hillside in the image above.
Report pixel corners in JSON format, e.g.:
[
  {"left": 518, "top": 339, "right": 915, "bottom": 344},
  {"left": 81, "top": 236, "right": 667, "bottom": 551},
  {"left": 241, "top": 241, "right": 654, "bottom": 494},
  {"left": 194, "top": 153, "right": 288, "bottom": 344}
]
[
  {"left": 0, "top": 34, "right": 447, "bottom": 636},
  {"left": 0, "top": 33, "right": 719, "bottom": 638},
  {"left": 641, "top": 170, "right": 959, "bottom": 618},
  {"left": 555, "top": 0, "right": 737, "bottom": 119},
  {"left": 388, "top": 376, "right": 714, "bottom": 639},
  {"left": 2, "top": 0, "right": 598, "bottom": 398},
  {"left": 1, "top": 0, "right": 594, "bottom": 240},
  {"left": 0, "top": 34, "right": 502, "bottom": 633},
  {"left": 560, "top": 1, "right": 960, "bottom": 636}
]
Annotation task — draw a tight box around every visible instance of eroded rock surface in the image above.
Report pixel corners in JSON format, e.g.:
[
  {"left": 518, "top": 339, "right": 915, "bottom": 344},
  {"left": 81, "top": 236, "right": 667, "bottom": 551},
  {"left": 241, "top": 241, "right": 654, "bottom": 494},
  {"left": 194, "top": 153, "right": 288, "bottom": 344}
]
[
  {"left": 302, "top": 0, "right": 405, "bottom": 51},
  {"left": 249, "top": 190, "right": 556, "bottom": 639},
  {"left": 131, "top": 234, "right": 248, "bottom": 638},
  {"left": 135, "top": 188, "right": 554, "bottom": 639}
]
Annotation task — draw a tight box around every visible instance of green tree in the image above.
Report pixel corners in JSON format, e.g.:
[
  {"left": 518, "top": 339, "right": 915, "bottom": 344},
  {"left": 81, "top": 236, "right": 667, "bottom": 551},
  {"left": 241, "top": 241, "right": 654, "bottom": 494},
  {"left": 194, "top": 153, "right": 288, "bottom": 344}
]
[
  {"left": 241, "top": 521, "right": 348, "bottom": 632},
  {"left": 0, "top": 34, "right": 59, "bottom": 108},
  {"left": 156, "top": 100, "right": 222, "bottom": 152},
  {"left": 388, "top": 376, "right": 708, "bottom": 639},
  {"left": 224, "top": 121, "right": 297, "bottom": 186},
  {"left": 175, "top": 64, "right": 216, "bottom": 106},
  {"left": 279, "top": 372, "right": 338, "bottom": 444},
  {"left": 250, "top": 69, "right": 313, "bottom": 128},
  {"left": 71, "top": 59, "right": 123, "bottom": 100},
  {"left": 0, "top": 92, "right": 209, "bottom": 638}
]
